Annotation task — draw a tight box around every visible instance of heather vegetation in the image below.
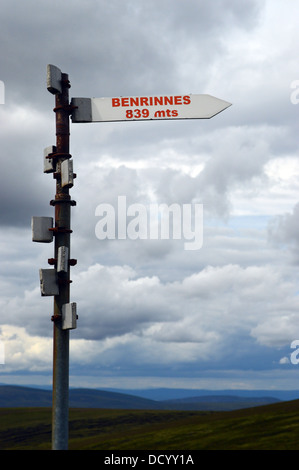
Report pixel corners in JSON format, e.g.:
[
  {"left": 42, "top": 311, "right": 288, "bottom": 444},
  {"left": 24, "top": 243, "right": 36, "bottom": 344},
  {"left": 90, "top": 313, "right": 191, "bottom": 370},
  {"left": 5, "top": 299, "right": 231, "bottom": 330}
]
[{"left": 1, "top": 400, "right": 299, "bottom": 450}]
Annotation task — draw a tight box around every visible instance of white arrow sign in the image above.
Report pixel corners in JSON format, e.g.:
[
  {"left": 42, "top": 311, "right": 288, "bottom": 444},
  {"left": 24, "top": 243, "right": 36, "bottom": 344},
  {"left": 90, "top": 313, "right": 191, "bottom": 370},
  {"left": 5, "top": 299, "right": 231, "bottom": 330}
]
[{"left": 71, "top": 94, "right": 231, "bottom": 123}]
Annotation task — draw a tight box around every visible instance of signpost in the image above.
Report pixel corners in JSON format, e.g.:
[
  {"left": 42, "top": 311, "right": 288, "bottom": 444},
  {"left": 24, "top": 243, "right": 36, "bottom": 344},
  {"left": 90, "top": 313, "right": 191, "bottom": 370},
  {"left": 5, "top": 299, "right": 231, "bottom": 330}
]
[
  {"left": 71, "top": 94, "right": 231, "bottom": 123},
  {"left": 33, "top": 64, "right": 231, "bottom": 451}
]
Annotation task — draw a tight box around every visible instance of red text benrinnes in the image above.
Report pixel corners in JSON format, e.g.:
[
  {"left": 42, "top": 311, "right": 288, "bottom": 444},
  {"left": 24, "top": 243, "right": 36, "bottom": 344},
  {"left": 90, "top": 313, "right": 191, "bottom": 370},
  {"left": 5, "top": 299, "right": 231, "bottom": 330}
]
[{"left": 111, "top": 95, "right": 191, "bottom": 107}]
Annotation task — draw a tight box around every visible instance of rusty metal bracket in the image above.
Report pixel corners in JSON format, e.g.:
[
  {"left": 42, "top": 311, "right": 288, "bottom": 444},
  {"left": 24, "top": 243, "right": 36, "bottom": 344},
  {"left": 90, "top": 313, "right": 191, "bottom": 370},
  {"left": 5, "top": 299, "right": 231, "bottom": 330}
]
[
  {"left": 50, "top": 199, "right": 76, "bottom": 206},
  {"left": 48, "top": 227, "right": 73, "bottom": 234},
  {"left": 51, "top": 314, "right": 61, "bottom": 323},
  {"left": 53, "top": 103, "right": 76, "bottom": 114},
  {"left": 46, "top": 152, "right": 72, "bottom": 160},
  {"left": 51, "top": 314, "right": 78, "bottom": 322},
  {"left": 48, "top": 258, "right": 77, "bottom": 266}
]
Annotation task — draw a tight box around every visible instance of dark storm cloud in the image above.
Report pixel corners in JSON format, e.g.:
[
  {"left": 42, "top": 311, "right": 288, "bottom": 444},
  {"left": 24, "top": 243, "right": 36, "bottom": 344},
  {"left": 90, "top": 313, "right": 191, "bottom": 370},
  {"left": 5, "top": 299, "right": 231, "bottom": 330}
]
[
  {"left": 0, "top": 0, "right": 264, "bottom": 227},
  {"left": 0, "top": 106, "right": 53, "bottom": 227},
  {"left": 0, "top": 0, "right": 262, "bottom": 105},
  {"left": 0, "top": 0, "right": 263, "bottom": 228}
]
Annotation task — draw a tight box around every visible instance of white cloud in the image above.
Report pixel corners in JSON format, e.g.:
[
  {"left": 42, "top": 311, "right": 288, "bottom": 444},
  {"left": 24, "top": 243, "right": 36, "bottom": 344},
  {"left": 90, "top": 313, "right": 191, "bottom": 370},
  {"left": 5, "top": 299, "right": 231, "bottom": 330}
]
[
  {"left": 0, "top": 325, "right": 52, "bottom": 372},
  {"left": 279, "top": 357, "right": 290, "bottom": 365}
]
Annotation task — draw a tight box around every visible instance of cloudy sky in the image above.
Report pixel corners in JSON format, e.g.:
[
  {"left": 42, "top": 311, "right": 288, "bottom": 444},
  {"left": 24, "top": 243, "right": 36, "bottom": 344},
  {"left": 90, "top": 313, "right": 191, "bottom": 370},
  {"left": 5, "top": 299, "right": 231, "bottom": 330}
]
[{"left": 1, "top": 0, "right": 299, "bottom": 392}]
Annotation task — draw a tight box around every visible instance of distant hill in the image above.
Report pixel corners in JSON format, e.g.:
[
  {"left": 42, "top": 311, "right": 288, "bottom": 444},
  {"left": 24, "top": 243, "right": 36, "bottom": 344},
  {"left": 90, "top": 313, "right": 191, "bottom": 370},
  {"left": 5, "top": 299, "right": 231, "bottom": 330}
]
[
  {"left": 161, "top": 394, "right": 280, "bottom": 411},
  {"left": 0, "top": 385, "right": 281, "bottom": 411},
  {"left": 0, "top": 385, "right": 52, "bottom": 407},
  {"left": 69, "top": 388, "right": 162, "bottom": 409},
  {"left": 0, "top": 386, "right": 161, "bottom": 409},
  {"left": 106, "top": 387, "right": 299, "bottom": 402}
]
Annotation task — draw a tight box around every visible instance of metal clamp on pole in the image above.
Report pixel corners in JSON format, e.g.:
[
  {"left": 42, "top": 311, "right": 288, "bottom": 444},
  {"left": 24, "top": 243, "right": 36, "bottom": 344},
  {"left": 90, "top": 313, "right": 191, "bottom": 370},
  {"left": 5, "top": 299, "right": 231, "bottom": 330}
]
[{"left": 50, "top": 199, "right": 77, "bottom": 206}]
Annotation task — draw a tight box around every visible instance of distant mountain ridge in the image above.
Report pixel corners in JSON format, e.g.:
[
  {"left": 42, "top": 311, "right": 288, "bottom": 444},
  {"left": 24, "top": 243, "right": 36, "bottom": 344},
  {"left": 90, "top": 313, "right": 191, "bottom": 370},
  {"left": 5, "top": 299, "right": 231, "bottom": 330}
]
[
  {"left": 104, "top": 387, "right": 299, "bottom": 402},
  {"left": 160, "top": 394, "right": 280, "bottom": 411},
  {"left": 0, "top": 385, "right": 283, "bottom": 411},
  {"left": 0, "top": 386, "right": 160, "bottom": 410}
]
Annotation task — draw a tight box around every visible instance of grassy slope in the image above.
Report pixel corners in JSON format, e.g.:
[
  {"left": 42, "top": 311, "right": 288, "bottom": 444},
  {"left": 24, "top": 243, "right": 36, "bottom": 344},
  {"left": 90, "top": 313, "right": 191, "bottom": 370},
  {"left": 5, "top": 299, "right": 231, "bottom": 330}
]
[{"left": 1, "top": 399, "right": 299, "bottom": 450}]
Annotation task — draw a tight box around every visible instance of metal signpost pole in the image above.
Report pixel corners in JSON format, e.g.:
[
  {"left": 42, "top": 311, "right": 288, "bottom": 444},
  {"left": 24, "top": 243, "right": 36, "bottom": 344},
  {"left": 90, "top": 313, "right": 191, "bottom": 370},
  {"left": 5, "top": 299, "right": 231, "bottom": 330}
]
[
  {"left": 38, "top": 65, "right": 77, "bottom": 450},
  {"left": 51, "top": 71, "right": 71, "bottom": 450}
]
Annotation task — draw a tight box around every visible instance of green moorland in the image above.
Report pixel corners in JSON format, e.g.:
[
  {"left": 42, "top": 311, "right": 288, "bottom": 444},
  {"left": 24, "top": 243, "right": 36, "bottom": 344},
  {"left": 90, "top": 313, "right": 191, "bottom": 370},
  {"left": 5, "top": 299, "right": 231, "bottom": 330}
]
[{"left": 1, "top": 399, "right": 299, "bottom": 450}]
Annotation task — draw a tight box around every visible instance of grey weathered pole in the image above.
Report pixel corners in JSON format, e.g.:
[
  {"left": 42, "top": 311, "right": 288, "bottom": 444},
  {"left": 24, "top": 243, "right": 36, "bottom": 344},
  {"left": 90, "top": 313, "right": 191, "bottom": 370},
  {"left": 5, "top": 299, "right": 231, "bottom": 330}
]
[
  {"left": 46, "top": 65, "right": 77, "bottom": 450},
  {"left": 52, "top": 71, "right": 71, "bottom": 450}
]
